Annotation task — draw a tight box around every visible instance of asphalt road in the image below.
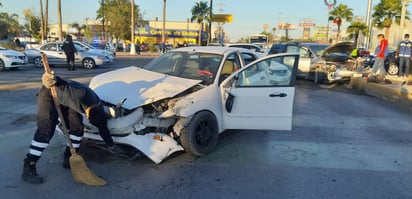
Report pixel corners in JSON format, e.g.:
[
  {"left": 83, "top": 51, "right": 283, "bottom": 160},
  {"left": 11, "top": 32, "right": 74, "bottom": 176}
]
[{"left": 1, "top": 56, "right": 411, "bottom": 199}]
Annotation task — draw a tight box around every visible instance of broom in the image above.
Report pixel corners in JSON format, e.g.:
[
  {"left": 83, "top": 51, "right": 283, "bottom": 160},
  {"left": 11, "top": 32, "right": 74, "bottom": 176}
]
[{"left": 40, "top": 53, "right": 107, "bottom": 186}]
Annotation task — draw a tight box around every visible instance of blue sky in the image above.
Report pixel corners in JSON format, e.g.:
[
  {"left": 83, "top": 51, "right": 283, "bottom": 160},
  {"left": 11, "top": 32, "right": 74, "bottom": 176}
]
[{"left": 2, "top": 0, "right": 409, "bottom": 41}]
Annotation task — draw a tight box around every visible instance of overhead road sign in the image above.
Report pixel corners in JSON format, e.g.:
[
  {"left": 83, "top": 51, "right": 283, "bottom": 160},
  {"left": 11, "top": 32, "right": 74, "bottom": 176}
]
[
  {"left": 211, "top": 14, "right": 233, "bottom": 23},
  {"left": 299, "top": 23, "right": 316, "bottom": 27}
]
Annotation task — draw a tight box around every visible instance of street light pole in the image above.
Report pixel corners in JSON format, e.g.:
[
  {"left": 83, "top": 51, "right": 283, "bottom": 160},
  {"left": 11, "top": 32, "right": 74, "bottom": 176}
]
[
  {"left": 162, "top": 0, "right": 166, "bottom": 44},
  {"left": 400, "top": 0, "right": 411, "bottom": 39},
  {"left": 130, "top": 0, "right": 136, "bottom": 55},
  {"left": 365, "top": 0, "right": 372, "bottom": 49}
]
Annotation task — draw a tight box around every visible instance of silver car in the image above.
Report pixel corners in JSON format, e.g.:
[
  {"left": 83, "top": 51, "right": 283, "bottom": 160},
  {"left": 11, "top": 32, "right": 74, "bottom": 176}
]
[
  {"left": 73, "top": 41, "right": 115, "bottom": 63},
  {"left": 25, "top": 42, "right": 106, "bottom": 69}
]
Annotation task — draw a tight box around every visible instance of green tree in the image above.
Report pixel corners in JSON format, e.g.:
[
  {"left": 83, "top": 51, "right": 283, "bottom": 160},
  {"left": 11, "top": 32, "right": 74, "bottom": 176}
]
[
  {"left": 96, "top": 0, "right": 142, "bottom": 43},
  {"left": 347, "top": 21, "right": 369, "bottom": 47},
  {"left": 191, "top": 1, "right": 210, "bottom": 45},
  {"left": 329, "top": 3, "right": 354, "bottom": 41},
  {"left": 372, "top": 0, "right": 406, "bottom": 38},
  {"left": 0, "top": 12, "right": 20, "bottom": 39},
  {"left": 23, "top": 9, "right": 41, "bottom": 40}
]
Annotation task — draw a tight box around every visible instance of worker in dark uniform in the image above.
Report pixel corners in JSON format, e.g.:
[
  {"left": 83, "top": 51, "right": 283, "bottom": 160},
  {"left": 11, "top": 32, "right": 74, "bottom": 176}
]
[
  {"left": 22, "top": 72, "right": 122, "bottom": 184},
  {"left": 61, "top": 35, "right": 77, "bottom": 70}
]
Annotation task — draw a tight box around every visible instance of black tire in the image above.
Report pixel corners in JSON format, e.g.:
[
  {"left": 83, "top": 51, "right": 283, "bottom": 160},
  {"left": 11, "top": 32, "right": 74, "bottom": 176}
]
[
  {"left": 314, "top": 69, "right": 326, "bottom": 84},
  {"left": 82, "top": 58, "right": 96, "bottom": 69},
  {"left": 387, "top": 63, "right": 398, "bottom": 76},
  {"left": 180, "top": 111, "right": 219, "bottom": 156},
  {"left": 33, "top": 57, "right": 43, "bottom": 68},
  {"left": 0, "top": 59, "right": 5, "bottom": 72}
]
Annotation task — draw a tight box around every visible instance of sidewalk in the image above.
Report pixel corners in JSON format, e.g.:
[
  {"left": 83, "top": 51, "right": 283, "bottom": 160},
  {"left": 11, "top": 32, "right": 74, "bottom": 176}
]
[{"left": 350, "top": 75, "right": 412, "bottom": 111}]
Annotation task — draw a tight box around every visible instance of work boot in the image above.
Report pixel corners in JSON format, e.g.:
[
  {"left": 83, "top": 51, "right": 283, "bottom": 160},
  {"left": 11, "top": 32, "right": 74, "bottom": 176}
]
[{"left": 21, "top": 158, "right": 44, "bottom": 184}]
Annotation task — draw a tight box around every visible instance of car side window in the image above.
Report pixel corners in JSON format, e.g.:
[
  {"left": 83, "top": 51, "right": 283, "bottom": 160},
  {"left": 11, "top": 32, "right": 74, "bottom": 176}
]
[
  {"left": 286, "top": 45, "right": 299, "bottom": 53},
  {"left": 299, "top": 47, "right": 311, "bottom": 58},
  {"left": 241, "top": 52, "right": 257, "bottom": 65},
  {"left": 219, "top": 53, "right": 241, "bottom": 84},
  {"left": 40, "top": 44, "right": 56, "bottom": 51},
  {"left": 236, "top": 56, "right": 295, "bottom": 87}
]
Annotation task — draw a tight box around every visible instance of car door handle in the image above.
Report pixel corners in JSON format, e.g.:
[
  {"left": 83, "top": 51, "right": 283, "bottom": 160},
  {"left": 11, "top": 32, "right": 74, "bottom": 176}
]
[{"left": 269, "top": 93, "right": 287, "bottom": 97}]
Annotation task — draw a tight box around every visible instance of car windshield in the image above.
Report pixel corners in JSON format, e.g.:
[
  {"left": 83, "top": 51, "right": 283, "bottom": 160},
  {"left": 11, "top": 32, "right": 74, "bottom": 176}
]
[
  {"left": 144, "top": 51, "right": 223, "bottom": 85},
  {"left": 80, "top": 42, "right": 96, "bottom": 49}
]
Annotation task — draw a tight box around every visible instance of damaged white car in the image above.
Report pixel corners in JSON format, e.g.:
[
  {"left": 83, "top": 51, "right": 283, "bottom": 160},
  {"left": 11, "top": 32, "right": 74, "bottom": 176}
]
[
  {"left": 83, "top": 47, "right": 299, "bottom": 164},
  {"left": 310, "top": 42, "right": 365, "bottom": 84}
]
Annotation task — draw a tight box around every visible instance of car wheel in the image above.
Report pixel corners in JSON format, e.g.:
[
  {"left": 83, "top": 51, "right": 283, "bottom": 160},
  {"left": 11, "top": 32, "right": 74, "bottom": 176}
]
[
  {"left": 0, "top": 59, "right": 5, "bottom": 72},
  {"left": 82, "top": 58, "right": 96, "bottom": 69},
  {"left": 180, "top": 111, "right": 219, "bottom": 156},
  {"left": 34, "top": 57, "right": 43, "bottom": 68},
  {"left": 387, "top": 63, "right": 398, "bottom": 76},
  {"left": 314, "top": 69, "right": 326, "bottom": 84}
]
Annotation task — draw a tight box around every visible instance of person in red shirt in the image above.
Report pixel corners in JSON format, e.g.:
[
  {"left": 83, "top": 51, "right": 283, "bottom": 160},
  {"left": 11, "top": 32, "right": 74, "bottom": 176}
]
[{"left": 370, "top": 34, "right": 389, "bottom": 78}]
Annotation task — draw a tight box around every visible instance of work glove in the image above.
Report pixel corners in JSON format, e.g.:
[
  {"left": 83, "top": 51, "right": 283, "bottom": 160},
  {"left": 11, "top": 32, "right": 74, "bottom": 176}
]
[{"left": 42, "top": 71, "right": 57, "bottom": 88}]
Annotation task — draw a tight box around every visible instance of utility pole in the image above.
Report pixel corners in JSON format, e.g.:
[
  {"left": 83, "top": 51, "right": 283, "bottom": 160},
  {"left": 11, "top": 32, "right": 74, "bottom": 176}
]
[
  {"left": 57, "top": 0, "right": 62, "bottom": 41},
  {"left": 400, "top": 0, "right": 412, "bottom": 41},
  {"left": 130, "top": 0, "right": 136, "bottom": 55},
  {"left": 209, "top": 0, "right": 213, "bottom": 43},
  {"left": 162, "top": 0, "right": 166, "bottom": 44},
  {"left": 365, "top": 0, "right": 372, "bottom": 49}
]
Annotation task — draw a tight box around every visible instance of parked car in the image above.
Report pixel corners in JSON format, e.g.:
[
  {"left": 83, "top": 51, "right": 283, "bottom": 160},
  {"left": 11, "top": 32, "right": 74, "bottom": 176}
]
[
  {"left": 74, "top": 41, "right": 115, "bottom": 62},
  {"left": 78, "top": 47, "right": 299, "bottom": 163},
  {"left": 24, "top": 41, "right": 107, "bottom": 69},
  {"left": 0, "top": 45, "right": 28, "bottom": 71},
  {"left": 310, "top": 42, "right": 368, "bottom": 84},
  {"left": 363, "top": 50, "right": 399, "bottom": 76},
  {"left": 226, "top": 43, "right": 267, "bottom": 56},
  {"left": 90, "top": 42, "right": 117, "bottom": 58},
  {"left": 268, "top": 42, "right": 330, "bottom": 79}
]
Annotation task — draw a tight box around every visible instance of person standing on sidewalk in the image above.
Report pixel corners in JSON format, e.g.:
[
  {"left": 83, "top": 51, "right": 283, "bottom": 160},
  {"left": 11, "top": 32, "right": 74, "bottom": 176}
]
[
  {"left": 396, "top": 34, "right": 412, "bottom": 77},
  {"left": 369, "top": 34, "right": 389, "bottom": 80}
]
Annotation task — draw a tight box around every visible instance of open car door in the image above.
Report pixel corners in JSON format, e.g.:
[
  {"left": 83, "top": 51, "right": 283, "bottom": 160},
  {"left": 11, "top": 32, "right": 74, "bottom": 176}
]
[{"left": 220, "top": 53, "right": 299, "bottom": 131}]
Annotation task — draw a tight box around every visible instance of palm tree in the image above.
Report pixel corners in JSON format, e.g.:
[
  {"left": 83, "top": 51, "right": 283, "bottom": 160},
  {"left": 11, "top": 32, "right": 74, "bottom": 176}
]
[
  {"left": 71, "top": 22, "right": 85, "bottom": 40},
  {"left": 329, "top": 3, "right": 353, "bottom": 41},
  {"left": 347, "top": 21, "right": 369, "bottom": 47},
  {"left": 191, "top": 1, "right": 210, "bottom": 45},
  {"left": 372, "top": 0, "right": 405, "bottom": 38},
  {"left": 40, "top": 0, "right": 44, "bottom": 42}
]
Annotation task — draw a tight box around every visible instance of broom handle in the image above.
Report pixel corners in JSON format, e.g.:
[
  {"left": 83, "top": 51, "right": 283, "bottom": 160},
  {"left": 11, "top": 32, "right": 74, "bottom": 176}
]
[{"left": 40, "top": 53, "right": 76, "bottom": 153}]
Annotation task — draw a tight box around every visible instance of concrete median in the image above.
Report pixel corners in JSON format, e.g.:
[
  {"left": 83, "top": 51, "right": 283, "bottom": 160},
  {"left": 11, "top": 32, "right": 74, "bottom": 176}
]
[{"left": 350, "top": 77, "right": 412, "bottom": 111}]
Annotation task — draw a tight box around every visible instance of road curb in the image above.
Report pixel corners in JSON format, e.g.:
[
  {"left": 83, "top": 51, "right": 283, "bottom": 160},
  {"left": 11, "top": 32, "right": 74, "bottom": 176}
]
[{"left": 350, "top": 77, "right": 412, "bottom": 111}]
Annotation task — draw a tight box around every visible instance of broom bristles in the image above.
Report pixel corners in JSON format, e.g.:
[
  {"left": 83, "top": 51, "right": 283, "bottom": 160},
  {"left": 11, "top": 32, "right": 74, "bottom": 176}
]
[{"left": 69, "top": 153, "right": 107, "bottom": 186}]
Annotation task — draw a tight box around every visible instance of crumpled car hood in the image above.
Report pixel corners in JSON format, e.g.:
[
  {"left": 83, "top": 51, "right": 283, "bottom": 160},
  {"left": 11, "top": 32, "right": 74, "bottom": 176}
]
[
  {"left": 322, "top": 42, "right": 355, "bottom": 57},
  {"left": 89, "top": 66, "right": 202, "bottom": 110}
]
